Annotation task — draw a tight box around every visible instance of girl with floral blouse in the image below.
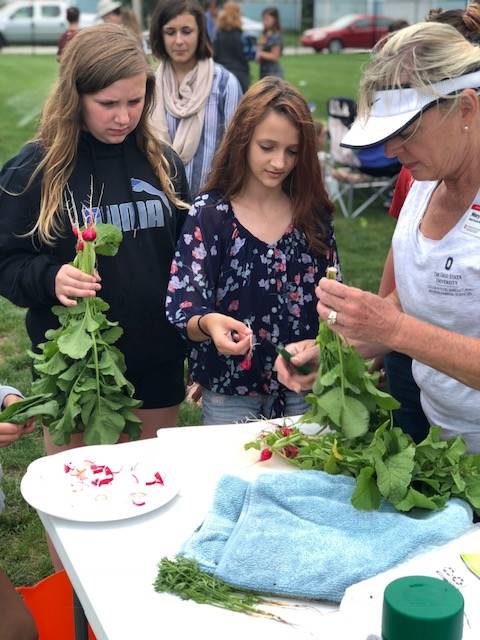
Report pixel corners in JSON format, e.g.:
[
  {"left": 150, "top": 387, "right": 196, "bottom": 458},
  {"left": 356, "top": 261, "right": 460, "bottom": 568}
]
[{"left": 166, "top": 76, "right": 340, "bottom": 424}]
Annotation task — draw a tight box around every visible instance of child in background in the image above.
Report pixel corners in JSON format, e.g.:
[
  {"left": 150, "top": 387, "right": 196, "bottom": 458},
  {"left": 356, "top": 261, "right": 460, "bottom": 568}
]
[
  {"left": 0, "top": 385, "right": 38, "bottom": 640},
  {"left": 56, "top": 6, "right": 80, "bottom": 60},
  {"left": 166, "top": 77, "right": 339, "bottom": 425},
  {"left": 256, "top": 6, "right": 283, "bottom": 79}
]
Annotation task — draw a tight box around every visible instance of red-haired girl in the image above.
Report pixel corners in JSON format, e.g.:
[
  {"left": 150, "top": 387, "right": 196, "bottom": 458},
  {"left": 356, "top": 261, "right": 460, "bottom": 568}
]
[{"left": 166, "top": 77, "right": 340, "bottom": 424}]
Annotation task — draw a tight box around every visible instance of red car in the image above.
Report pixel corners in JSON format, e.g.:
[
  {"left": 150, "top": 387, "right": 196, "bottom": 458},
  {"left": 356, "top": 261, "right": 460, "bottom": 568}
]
[{"left": 301, "top": 13, "right": 395, "bottom": 53}]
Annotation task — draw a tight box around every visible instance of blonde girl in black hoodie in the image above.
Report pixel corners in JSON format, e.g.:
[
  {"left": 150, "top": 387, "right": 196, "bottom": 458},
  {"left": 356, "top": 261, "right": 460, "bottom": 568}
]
[{"left": 0, "top": 24, "right": 190, "bottom": 453}]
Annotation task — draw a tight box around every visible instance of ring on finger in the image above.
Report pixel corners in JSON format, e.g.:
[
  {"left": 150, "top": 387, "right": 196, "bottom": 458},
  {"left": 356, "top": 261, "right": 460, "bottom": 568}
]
[{"left": 327, "top": 309, "right": 338, "bottom": 327}]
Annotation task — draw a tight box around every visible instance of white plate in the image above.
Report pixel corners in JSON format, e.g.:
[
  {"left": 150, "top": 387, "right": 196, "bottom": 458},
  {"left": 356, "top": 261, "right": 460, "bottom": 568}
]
[{"left": 20, "top": 445, "right": 179, "bottom": 522}]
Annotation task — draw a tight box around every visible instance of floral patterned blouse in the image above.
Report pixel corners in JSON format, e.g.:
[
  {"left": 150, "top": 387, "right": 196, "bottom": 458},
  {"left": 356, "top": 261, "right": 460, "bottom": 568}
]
[{"left": 166, "top": 191, "right": 341, "bottom": 399}]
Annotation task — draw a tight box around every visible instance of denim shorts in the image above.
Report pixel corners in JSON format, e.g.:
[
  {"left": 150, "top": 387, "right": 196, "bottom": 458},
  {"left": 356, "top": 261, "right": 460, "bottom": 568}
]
[{"left": 201, "top": 388, "right": 309, "bottom": 425}]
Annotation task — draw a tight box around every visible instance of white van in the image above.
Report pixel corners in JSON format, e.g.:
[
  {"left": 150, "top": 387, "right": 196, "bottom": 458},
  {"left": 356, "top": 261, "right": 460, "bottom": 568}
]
[{"left": 0, "top": 0, "right": 96, "bottom": 46}]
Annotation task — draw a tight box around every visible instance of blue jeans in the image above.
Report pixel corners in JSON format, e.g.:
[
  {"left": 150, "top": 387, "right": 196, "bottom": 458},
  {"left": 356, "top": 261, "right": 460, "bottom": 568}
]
[
  {"left": 202, "top": 389, "right": 308, "bottom": 426},
  {"left": 384, "top": 351, "right": 430, "bottom": 443}
]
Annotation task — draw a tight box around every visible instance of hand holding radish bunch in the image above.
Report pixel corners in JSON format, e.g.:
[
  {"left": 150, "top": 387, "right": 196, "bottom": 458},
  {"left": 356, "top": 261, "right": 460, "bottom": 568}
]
[{"left": 55, "top": 264, "right": 101, "bottom": 307}]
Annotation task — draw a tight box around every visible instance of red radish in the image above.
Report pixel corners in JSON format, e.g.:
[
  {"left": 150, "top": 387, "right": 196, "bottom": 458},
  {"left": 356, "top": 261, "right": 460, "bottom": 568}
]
[
  {"left": 82, "top": 226, "right": 97, "bottom": 242},
  {"left": 239, "top": 356, "right": 252, "bottom": 370},
  {"left": 284, "top": 445, "right": 298, "bottom": 458},
  {"left": 259, "top": 448, "right": 272, "bottom": 461},
  {"left": 72, "top": 226, "right": 79, "bottom": 237},
  {"left": 76, "top": 240, "right": 84, "bottom": 252},
  {"left": 280, "top": 427, "right": 293, "bottom": 437}
]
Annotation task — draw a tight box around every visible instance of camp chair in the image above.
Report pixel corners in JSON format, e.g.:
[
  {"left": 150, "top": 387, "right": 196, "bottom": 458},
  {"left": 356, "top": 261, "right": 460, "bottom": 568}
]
[
  {"left": 16, "top": 570, "right": 96, "bottom": 640},
  {"left": 326, "top": 96, "right": 400, "bottom": 218}
]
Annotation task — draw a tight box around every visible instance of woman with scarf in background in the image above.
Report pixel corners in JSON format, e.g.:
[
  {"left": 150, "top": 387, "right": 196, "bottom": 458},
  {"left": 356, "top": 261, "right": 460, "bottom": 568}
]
[{"left": 149, "top": 0, "right": 242, "bottom": 197}]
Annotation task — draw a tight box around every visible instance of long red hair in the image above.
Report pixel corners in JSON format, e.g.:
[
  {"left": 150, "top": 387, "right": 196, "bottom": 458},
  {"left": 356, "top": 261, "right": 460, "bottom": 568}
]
[{"left": 203, "top": 77, "right": 334, "bottom": 255}]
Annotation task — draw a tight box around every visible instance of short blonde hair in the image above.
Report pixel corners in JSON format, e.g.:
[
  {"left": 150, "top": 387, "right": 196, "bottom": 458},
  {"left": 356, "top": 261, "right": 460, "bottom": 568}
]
[{"left": 358, "top": 22, "right": 480, "bottom": 118}]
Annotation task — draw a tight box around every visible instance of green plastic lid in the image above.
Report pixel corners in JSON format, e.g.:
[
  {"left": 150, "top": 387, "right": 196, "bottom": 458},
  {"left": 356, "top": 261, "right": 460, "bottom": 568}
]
[{"left": 382, "top": 576, "right": 464, "bottom": 640}]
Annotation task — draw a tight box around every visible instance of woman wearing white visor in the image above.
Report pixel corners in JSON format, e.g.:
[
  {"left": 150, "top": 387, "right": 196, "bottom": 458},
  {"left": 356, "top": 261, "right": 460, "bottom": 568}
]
[{"left": 275, "top": 21, "right": 480, "bottom": 453}]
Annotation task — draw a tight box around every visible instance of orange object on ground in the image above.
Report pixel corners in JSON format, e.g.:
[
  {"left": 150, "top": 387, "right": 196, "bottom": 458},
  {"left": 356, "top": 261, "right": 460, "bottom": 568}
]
[{"left": 16, "top": 570, "right": 96, "bottom": 640}]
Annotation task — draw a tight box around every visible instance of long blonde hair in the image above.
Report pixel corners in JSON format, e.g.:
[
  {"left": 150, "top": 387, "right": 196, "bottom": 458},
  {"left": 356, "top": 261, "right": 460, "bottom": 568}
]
[
  {"left": 358, "top": 22, "right": 480, "bottom": 119},
  {"left": 30, "top": 23, "right": 186, "bottom": 244}
]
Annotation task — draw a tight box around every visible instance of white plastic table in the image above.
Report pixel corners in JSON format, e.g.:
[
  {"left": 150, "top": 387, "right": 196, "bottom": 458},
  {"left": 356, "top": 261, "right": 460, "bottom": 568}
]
[{"left": 29, "top": 422, "right": 480, "bottom": 640}]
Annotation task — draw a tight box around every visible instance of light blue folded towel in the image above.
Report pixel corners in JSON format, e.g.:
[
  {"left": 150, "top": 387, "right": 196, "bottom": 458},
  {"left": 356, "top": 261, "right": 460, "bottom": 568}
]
[{"left": 181, "top": 470, "right": 473, "bottom": 602}]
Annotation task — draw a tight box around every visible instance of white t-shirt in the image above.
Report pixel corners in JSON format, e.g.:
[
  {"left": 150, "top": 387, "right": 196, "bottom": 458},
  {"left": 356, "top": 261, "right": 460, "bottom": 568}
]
[{"left": 393, "top": 180, "right": 480, "bottom": 452}]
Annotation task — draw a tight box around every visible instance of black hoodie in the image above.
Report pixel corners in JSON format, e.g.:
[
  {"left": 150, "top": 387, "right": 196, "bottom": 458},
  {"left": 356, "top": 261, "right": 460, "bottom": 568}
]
[{"left": 0, "top": 131, "right": 190, "bottom": 372}]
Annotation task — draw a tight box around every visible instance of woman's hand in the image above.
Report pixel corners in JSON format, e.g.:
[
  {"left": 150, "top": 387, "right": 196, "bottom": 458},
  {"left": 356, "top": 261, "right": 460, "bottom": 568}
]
[
  {"left": 55, "top": 264, "right": 101, "bottom": 307},
  {"left": 274, "top": 339, "right": 319, "bottom": 393},
  {"left": 316, "top": 277, "right": 402, "bottom": 350},
  {"left": 0, "top": 394, "right": 35, "bottom": 448}
]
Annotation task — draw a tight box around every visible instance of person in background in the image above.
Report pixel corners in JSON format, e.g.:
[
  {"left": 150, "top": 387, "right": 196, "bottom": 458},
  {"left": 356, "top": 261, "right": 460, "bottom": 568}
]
[
  {"left": 388, "top": 19, "right": 409, "bottom": 32},
  {"left": 277, "top": 21, "right": 480, "bottom": 454},
  {"left": 166, "top": 77, "right": 339, "bottom": 425},
  {"left": 98, "top": 0, "right": 145, "bottom": 45},
  {"left": 204, "top": 0, "right": 218, "bottom": 42},
  {"left": 313, "top": 118, "right": 340, "bottom": 200},
  {"left": 314, "top": 119, "right": 328, "bottom": 153},
  {"left": 97, "top": 0, "right": 123, "bottom": 24},
  {"left": 0, "top": 25, "right": 190, "bottom": 454},
  {"left": 56, "top": 6, "right": 80, "bottom": 60},
  {"left": 0, "top": 385, "right": 38, "bottom": 640},
  {"left": 121, "top": 7, "right": 142, "bottom": 37},
  {"left": 256, "top": 6, "right": 283, "bottom": 79},
  {"left": 213, "top": 2, "right": 250, "bottom": 93},
  {"left": 0, "top": 385, "right": 35, "bottom": 507},
  {"left": 149, "top": 0, "right": 242, "bottom": 196},
  {"left": 376, "top": 2, "right": 480, "bottom": 442},
  {"left": 314, "top": 118, "right": 329, "bottom": 169}
]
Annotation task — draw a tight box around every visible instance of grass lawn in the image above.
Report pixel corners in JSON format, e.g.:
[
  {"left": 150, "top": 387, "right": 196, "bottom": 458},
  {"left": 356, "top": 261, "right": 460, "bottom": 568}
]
[{"left": 0, "top": 51, "right": 395, "bottom": 586}]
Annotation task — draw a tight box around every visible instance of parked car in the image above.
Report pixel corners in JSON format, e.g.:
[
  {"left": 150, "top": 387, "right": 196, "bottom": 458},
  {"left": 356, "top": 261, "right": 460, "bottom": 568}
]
[
  {"left": 301, "top": 13, "right": 395, "bottom": 53},
  {"left": 0, "top": 0, "right": 96, "bottom": 47}
]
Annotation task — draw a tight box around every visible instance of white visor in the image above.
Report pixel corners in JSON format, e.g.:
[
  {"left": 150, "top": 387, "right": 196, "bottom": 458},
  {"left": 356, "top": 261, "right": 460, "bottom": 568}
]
[{"left": 341, "top": 69, "right": 480, "bottom": 149}]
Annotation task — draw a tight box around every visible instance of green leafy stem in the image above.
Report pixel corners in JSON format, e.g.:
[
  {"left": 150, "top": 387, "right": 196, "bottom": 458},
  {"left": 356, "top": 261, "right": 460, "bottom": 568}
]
[
  {"left": 245, "top": 423, "right": 480, "bottom": 514},
  {"left": 155, "top": 556, "right": 292, "bottom": 624},
  {"left": 2, "top": 223, "right": 143, "bottom": 445}
]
